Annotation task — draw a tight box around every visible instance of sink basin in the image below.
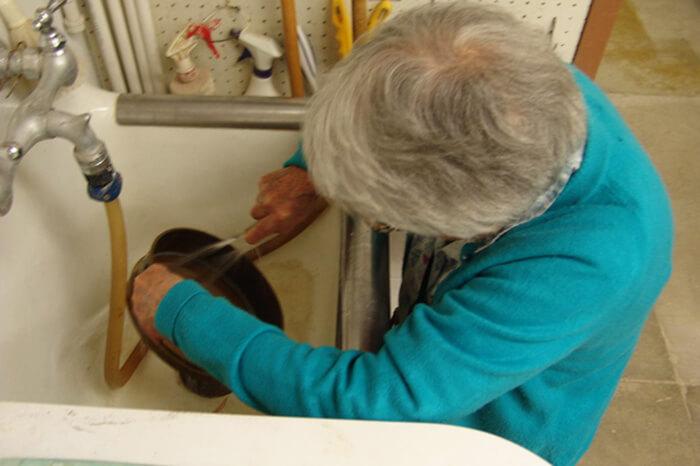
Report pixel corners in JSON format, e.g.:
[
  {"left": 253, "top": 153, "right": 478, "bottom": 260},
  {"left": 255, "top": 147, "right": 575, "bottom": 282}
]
[
  {"left": 0, "top": 460, "right": 145, "bottom": 466},
  {"left": 0, "top": 84, "right": 341, "bottom": 414}
]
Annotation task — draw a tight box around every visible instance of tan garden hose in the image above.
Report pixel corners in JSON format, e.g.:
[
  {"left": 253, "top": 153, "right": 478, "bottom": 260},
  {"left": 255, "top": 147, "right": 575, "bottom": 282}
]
[
  {"left": 104, "top": 199, "right": 148, "bottom": 389},
  {"left": 102, "top": 195, "right": 322, "bottom": 389},
  {"left": 280, "top": 0, "right": 305, "bottom": 97}
]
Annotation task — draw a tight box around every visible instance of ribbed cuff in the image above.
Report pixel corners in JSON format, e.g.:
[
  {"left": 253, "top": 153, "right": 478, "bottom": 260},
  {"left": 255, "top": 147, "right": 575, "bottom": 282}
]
[
  {"left": 155, "top": 279, "right": 207, "bottom": 342},
  {"left": 283, "top": 142, "right": 307, "bottom": 170},
  {"left": 154, "top": 278, "right": 284, "bottom": 408}
]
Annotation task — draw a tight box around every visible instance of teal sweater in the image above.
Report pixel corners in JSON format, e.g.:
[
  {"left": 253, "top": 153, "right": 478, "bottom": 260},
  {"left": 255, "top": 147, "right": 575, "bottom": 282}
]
[{"left": 155, "top": 69, "right": 672, "bottom": 465}]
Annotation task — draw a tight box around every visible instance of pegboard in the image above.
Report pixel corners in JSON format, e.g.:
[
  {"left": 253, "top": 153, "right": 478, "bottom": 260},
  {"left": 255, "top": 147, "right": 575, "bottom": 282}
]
[
  {"left": 148, "top": 0, "right": 592, "bottom": 97},
  {"left": 149, "top": 0, "right": 339, "bottom": 96}
]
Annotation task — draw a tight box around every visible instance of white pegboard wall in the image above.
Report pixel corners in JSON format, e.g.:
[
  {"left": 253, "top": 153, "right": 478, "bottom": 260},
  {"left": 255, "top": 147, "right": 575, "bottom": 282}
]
[
  {"left": 148, "top": 0, "right": 592, "bottom": 97},
  {"left": 150, "top": 0, "right": 339, "bottom": 97}
]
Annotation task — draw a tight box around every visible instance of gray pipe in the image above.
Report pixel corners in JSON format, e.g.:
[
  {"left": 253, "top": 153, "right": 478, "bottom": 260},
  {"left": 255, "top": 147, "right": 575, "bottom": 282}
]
[
  {"left": 116, "top": 94, "right": 307, "bottom": 130},
  {"left": 336, "top": 216, "right": 391, "bottom": 352}
]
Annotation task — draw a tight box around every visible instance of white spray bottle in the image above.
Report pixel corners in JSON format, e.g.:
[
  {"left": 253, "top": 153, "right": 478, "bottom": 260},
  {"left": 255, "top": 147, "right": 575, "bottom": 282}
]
[
  {"left": 166, "top": 18, "right": 221, "bottom": 96},
  {"left": 232, "top": 28, "right": 283, "bottom": 97}
]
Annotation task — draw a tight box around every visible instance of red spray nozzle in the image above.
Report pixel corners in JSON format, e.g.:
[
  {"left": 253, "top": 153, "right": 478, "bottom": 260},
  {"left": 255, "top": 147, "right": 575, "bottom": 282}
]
[{"left": 186, "top": 19, "right": 223, "bottom": 59}]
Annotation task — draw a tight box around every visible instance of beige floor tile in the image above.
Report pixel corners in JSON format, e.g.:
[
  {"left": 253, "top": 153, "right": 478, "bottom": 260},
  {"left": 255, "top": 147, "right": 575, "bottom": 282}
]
[
  {"left": 623, "top": 313, "right": 675, "bottom": 382},
  {"left": 686, "top": 385, "right": 700, "bottom": 441},
  {"left": 580, "top": 382, "right": 699, "bottom": 465},
  {"left": 609, "top": 94, "right": 700, "bottom": 385},
  {"left": 628, "top": 0, "right": 700, "bottom": 56},
  {"left": 597, "top": 1, "right": 700, "bottom": 95}
]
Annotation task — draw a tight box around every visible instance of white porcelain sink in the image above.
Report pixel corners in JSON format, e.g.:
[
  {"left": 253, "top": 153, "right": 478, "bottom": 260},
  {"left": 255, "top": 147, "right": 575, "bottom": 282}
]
[
  {"left": 0, "top": 402, "right": 549, "bottom": 465},
  {"left": 0, "top": 84, "right": 340, "bottom": 414}
]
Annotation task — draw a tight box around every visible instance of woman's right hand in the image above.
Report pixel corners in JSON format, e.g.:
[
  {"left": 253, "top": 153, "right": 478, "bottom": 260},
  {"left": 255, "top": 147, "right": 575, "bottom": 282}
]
[{"left": 245, "top": 166, "right": 327, "bottom": 245}]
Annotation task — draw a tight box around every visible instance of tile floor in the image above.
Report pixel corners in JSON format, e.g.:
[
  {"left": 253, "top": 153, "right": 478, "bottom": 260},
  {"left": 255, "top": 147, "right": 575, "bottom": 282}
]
[{"left": 582, "top": 0, "right": 700, "bottom": 463}]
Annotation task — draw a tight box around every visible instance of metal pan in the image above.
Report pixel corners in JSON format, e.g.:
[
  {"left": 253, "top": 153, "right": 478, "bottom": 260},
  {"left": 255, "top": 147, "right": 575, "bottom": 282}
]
[{"left": 127, "top": 228, "right": 283, "bottom": 398}]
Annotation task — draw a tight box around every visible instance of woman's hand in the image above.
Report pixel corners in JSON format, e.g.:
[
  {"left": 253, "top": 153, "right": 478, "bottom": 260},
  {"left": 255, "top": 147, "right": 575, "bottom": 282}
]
[
  {"left": 245, "top": 166, "right": 327, "bottom": 244},
  {"left": 130, "top": 263, "right": 184, "bottom": 342}
]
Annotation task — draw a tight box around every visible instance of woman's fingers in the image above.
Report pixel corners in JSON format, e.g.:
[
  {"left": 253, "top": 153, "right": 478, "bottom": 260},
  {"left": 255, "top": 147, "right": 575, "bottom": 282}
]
[
  {"left": 250, "top": 202, "right": 270, "bottom": 220},
  {"left": 246, "top": 166, "right": 328, "bottom": 246},
  {"left": 258, "top": 169, "right": 285, "bottom": 191},
  {"left": 131, "top": 264, "right": 184, "bottom": 334}
]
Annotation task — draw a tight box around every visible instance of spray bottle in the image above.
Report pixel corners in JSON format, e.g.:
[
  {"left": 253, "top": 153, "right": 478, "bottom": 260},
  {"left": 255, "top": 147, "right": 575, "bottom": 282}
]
[
  {"left": 165, "top": 18, "right": 221, "bottom": 96},
  {"left": 232, "top": 28, "right": 283, "bottom": 97}
]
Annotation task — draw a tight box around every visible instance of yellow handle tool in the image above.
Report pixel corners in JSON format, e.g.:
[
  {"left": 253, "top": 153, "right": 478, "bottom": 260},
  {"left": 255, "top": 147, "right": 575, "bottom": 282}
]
[
  {"left": 367, "top": 0, "right": 392, "bottom": 32},
  {"left": 332, "top": 0, "right": 354, "bottom": 58}
]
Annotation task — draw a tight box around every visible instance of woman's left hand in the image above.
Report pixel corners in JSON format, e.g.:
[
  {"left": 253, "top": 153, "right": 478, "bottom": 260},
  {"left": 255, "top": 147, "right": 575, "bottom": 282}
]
[{"left": 131, "top": 263, "right": 185, "bottom": 342}]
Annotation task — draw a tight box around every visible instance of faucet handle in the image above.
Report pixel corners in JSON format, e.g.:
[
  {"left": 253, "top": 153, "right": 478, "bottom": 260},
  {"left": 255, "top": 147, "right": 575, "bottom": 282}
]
[
  {"left": 34, "top": 0, "right": 68, "bottom": 25},
  {"left": 46, "top": 0, "right": 69, "bottom": 12},
  {"left": 33, "top": 0, "right": 68, "bottom": 50}
]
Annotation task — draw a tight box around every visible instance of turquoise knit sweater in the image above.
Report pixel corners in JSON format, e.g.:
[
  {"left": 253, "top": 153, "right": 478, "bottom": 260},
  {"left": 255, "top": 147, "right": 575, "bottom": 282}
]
[{"left": 155, "top": 68, "right": 672, "bottom": 465}]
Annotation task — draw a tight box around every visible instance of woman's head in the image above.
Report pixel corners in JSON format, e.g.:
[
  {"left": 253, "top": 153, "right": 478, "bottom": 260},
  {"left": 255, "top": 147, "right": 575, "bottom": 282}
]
[{"left": 303, "top": 2, "right": 587, "bottom": 239}]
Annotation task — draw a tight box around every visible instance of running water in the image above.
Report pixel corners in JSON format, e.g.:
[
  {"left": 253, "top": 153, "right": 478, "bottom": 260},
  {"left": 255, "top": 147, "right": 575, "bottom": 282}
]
[
  {"left": 172, "top": 235, "right": 244, "bottom": 267},
  {"left": 168, "top": 230, "right": 272, "bottom": 285}
]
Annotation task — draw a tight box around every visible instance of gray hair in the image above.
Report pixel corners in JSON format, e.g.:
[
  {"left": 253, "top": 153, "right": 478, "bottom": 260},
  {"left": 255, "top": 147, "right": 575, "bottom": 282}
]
[{"left": 303, "top": 2, "right": 587, "bottom": 239}]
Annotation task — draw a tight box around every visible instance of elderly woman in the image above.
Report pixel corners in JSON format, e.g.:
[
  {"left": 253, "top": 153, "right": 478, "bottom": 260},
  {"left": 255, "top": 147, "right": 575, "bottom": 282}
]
[{"left": 132, "top": 3, "right": 672, "bottom": 465}]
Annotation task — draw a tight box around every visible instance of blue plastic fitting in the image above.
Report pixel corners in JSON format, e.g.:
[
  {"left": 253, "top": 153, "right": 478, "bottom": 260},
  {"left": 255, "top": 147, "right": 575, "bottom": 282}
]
[{"left": 87, "top": 172, "right": 122, "bottom": 202}]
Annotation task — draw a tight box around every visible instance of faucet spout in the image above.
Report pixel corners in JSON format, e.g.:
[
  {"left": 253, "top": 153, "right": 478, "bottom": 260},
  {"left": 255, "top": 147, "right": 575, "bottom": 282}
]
[
  {"left": 47, "top": 111, "right": 107, "bottom": 167},
  {"left": 0, "top": 0, "right": 120, "bottom": 217}
]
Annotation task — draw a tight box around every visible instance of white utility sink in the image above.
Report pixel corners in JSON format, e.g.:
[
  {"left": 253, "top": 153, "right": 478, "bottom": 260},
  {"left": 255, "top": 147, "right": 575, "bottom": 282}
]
[{"left": 0, "top": 402, "right": 548, "bottom": 465}]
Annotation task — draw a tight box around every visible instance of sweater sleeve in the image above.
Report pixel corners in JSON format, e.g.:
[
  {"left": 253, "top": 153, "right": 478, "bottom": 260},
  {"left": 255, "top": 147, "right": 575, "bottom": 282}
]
[
  {"left": 155, "top": 240, "right": 635, "bottom": 421},
  {"left": 283, "top": 142, "right": 307, "bottom": 170}
]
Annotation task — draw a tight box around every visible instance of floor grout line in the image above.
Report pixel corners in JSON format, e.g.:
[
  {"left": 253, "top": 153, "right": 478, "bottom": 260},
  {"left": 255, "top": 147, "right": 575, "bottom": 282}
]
[
  {"left": 654, "top": 312, "right": 694, "bottom": 420},
  {"left": 621, "top": 377, "right": 679, "bottom": 385}
]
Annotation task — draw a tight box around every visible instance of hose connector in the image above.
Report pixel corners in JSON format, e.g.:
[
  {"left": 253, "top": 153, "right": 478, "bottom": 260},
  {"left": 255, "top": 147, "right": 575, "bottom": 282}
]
[
  {"left": 86, "top": 169, "right": 122, "bottom": 202},
  {"left": 79, "top": 144, "right": 122, "bottom": 202}
]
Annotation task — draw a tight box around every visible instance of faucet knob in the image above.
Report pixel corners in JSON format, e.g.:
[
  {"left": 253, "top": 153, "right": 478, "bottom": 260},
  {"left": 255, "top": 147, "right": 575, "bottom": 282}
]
[
  {"left": 34, "top": 0, "right": 68, "bottom": 27},
  {"left": 33, "top": 0, "right": 68, "bottom": 51}
]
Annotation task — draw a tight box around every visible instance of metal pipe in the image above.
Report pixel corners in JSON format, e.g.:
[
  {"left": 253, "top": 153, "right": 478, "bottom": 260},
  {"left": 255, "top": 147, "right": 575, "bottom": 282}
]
[
  {"left": 61, "top": 0, "right": 99, "bottom": 87},
  {"left": 61, "top": 0, "right": 85, "bottom": 34},
  {"left": 116, "top": 94, "right": 306, "bottom": 129},
  {"left": 336, "top": 215, "right": 391, "bottom": 352},
  {"left": 121, "top": 0, "right": 153, "bottom": 94},
  {"left": 104, "top": 0, "right": 142, "bottom": 93},
  {"left": 85, "top": 0, "right": 127, "bottom": 93},
  {"left": 134, "top": 0, "right": 165, "bottom": 94}
]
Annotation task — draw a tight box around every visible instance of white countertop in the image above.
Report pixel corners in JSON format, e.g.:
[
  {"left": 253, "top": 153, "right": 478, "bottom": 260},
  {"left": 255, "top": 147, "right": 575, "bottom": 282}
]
[{"left": 0, "top": 402, "right": 548, "bottom": 465}]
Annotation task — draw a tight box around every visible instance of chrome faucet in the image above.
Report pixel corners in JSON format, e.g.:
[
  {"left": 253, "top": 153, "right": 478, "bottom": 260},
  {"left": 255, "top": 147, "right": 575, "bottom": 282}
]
[{"left": 0, "top": 0, "right": 121, "bottom": 216}]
